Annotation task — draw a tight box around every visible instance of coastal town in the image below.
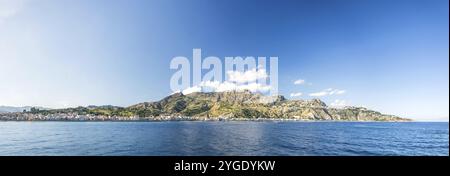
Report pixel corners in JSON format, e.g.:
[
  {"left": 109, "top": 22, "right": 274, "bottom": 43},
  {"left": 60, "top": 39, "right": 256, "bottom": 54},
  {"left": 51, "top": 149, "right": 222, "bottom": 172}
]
[{"left": 0, "top": 112, "right": 203, "bottom": 121}]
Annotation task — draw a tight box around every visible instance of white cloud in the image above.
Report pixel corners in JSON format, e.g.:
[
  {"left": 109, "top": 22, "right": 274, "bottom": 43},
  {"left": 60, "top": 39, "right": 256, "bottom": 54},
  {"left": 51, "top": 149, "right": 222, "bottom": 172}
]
[
  {"left": 309, "top": 88, "right": 346, "bottom": 97},
  {"left": 0, "top": 0, "right": 25, "bottom": 23},
  {"left": 182, "top": 81, "right": 271, "bottom": 95},
  {"left": 181, "top": 69, "right": 272, "bottom": 95},
  {"left": 293, "top": 79, "right": 305, "bottom": 85},
  {"left": 290, "top": 92, "right": 303, "bottom": 97},
  {"left": 181, "top": 86, "right": 202, "bottom": 95},
  {"left": 327, "top": 88, "right": 346, "bottom": 95},
  {"left": 236, "top": 82, "right": 271, "bottom": 92},
  {"left": 330, "top": 99, "right": 347, "bottom": 108},
  {"left": 227, "top": 68, "right": 268, "bottom": 83},
  {"left": 309, "top": 91, "right": 328, "bottom": 97}
]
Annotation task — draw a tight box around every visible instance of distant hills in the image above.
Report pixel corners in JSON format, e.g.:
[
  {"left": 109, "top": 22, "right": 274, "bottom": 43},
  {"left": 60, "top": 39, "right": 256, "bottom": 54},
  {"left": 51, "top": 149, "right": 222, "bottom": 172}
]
[{"left": 0, "top": 91, "right": 411, "bottom": 121}]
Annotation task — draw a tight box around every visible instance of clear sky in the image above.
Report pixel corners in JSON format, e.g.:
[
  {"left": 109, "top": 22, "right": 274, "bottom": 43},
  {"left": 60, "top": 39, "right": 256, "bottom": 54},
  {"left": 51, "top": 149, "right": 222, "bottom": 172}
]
[{"left": 0, "top": 0, "right": 448, "bottom": 121}]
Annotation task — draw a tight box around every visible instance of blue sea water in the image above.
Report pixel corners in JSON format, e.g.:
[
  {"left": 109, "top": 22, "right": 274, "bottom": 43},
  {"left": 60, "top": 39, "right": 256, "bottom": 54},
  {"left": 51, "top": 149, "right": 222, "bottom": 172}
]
[{"left": 0, "top": 121, "right": 447, "bottom": 156}]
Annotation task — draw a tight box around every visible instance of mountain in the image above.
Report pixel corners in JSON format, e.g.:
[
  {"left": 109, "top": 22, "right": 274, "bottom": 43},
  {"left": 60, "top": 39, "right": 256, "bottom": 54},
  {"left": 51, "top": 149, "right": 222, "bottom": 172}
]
[
  {"left": 0, "top": 91, "right": 410, "bottom": 121},
  {"left": 127, "top": 90, "right": 409, "bottom": 121},
  {"left": 0, "top": 106, "right": 50, "bottom": 113}
]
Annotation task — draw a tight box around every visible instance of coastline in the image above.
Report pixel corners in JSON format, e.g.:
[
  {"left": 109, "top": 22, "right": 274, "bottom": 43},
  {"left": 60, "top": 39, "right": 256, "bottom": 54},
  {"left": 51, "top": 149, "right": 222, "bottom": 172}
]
[{"left": 0, "top": 116, "right": 413, "bottom": 122}]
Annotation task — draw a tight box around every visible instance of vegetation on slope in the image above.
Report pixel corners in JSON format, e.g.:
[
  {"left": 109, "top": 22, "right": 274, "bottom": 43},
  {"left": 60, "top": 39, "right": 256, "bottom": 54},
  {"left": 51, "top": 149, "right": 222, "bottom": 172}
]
[{"left": 20, "top": 90, "right": 410, "bottom": 121}]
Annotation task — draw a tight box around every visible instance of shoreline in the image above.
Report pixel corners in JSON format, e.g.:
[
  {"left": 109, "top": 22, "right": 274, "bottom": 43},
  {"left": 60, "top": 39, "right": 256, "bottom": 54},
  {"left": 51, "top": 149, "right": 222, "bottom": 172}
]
[
  {"left": 0, "top": 111, "right": 413, "bottom": 122},
  {"left": 0, "top": 118, "right": 415, "bottom": 123}
]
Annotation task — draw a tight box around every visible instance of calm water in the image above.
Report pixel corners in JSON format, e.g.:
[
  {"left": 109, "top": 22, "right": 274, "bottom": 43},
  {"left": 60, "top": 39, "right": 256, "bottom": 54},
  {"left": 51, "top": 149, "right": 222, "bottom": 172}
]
[{"left": 0, "top": 121, "right": 448, "bottom": 156}]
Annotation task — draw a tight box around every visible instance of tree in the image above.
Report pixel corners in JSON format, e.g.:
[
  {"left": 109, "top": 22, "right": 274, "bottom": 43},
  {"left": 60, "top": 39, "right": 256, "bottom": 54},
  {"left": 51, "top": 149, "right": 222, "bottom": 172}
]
[{"left": 30, "top": 107, "right": 40, "bottom": 113}]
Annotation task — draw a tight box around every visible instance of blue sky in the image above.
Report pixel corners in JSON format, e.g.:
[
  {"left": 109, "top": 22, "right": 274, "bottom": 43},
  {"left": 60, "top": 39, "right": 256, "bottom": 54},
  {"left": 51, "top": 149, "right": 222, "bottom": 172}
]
[{"left": 0, "top": 0, "right": 448, "bottom": 121}]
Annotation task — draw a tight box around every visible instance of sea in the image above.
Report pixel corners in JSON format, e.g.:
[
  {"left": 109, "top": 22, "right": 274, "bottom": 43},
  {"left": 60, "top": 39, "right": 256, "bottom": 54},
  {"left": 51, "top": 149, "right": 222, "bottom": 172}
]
[{"left": 0, "top": 121, "right": 448, "bottom": 156}]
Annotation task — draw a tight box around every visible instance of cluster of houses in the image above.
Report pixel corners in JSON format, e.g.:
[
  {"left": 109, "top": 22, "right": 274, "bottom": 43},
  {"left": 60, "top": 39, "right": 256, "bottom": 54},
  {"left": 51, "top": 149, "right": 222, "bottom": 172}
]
[
  {"left": 0, "top": 112, "right": 206, "bottom": 121},
  {"left": 0, "top": 112, "right": 144, "bottom": 121}
]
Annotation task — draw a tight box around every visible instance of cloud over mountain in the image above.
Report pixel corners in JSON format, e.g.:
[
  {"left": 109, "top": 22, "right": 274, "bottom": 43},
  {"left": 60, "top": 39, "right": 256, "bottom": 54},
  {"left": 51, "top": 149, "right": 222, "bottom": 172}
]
[
  {"left": 182, "top": 69, "right": 271, "bottom": 95},
  {"left": 309, "top": 88, "right": 346, "bottom": 97}
]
